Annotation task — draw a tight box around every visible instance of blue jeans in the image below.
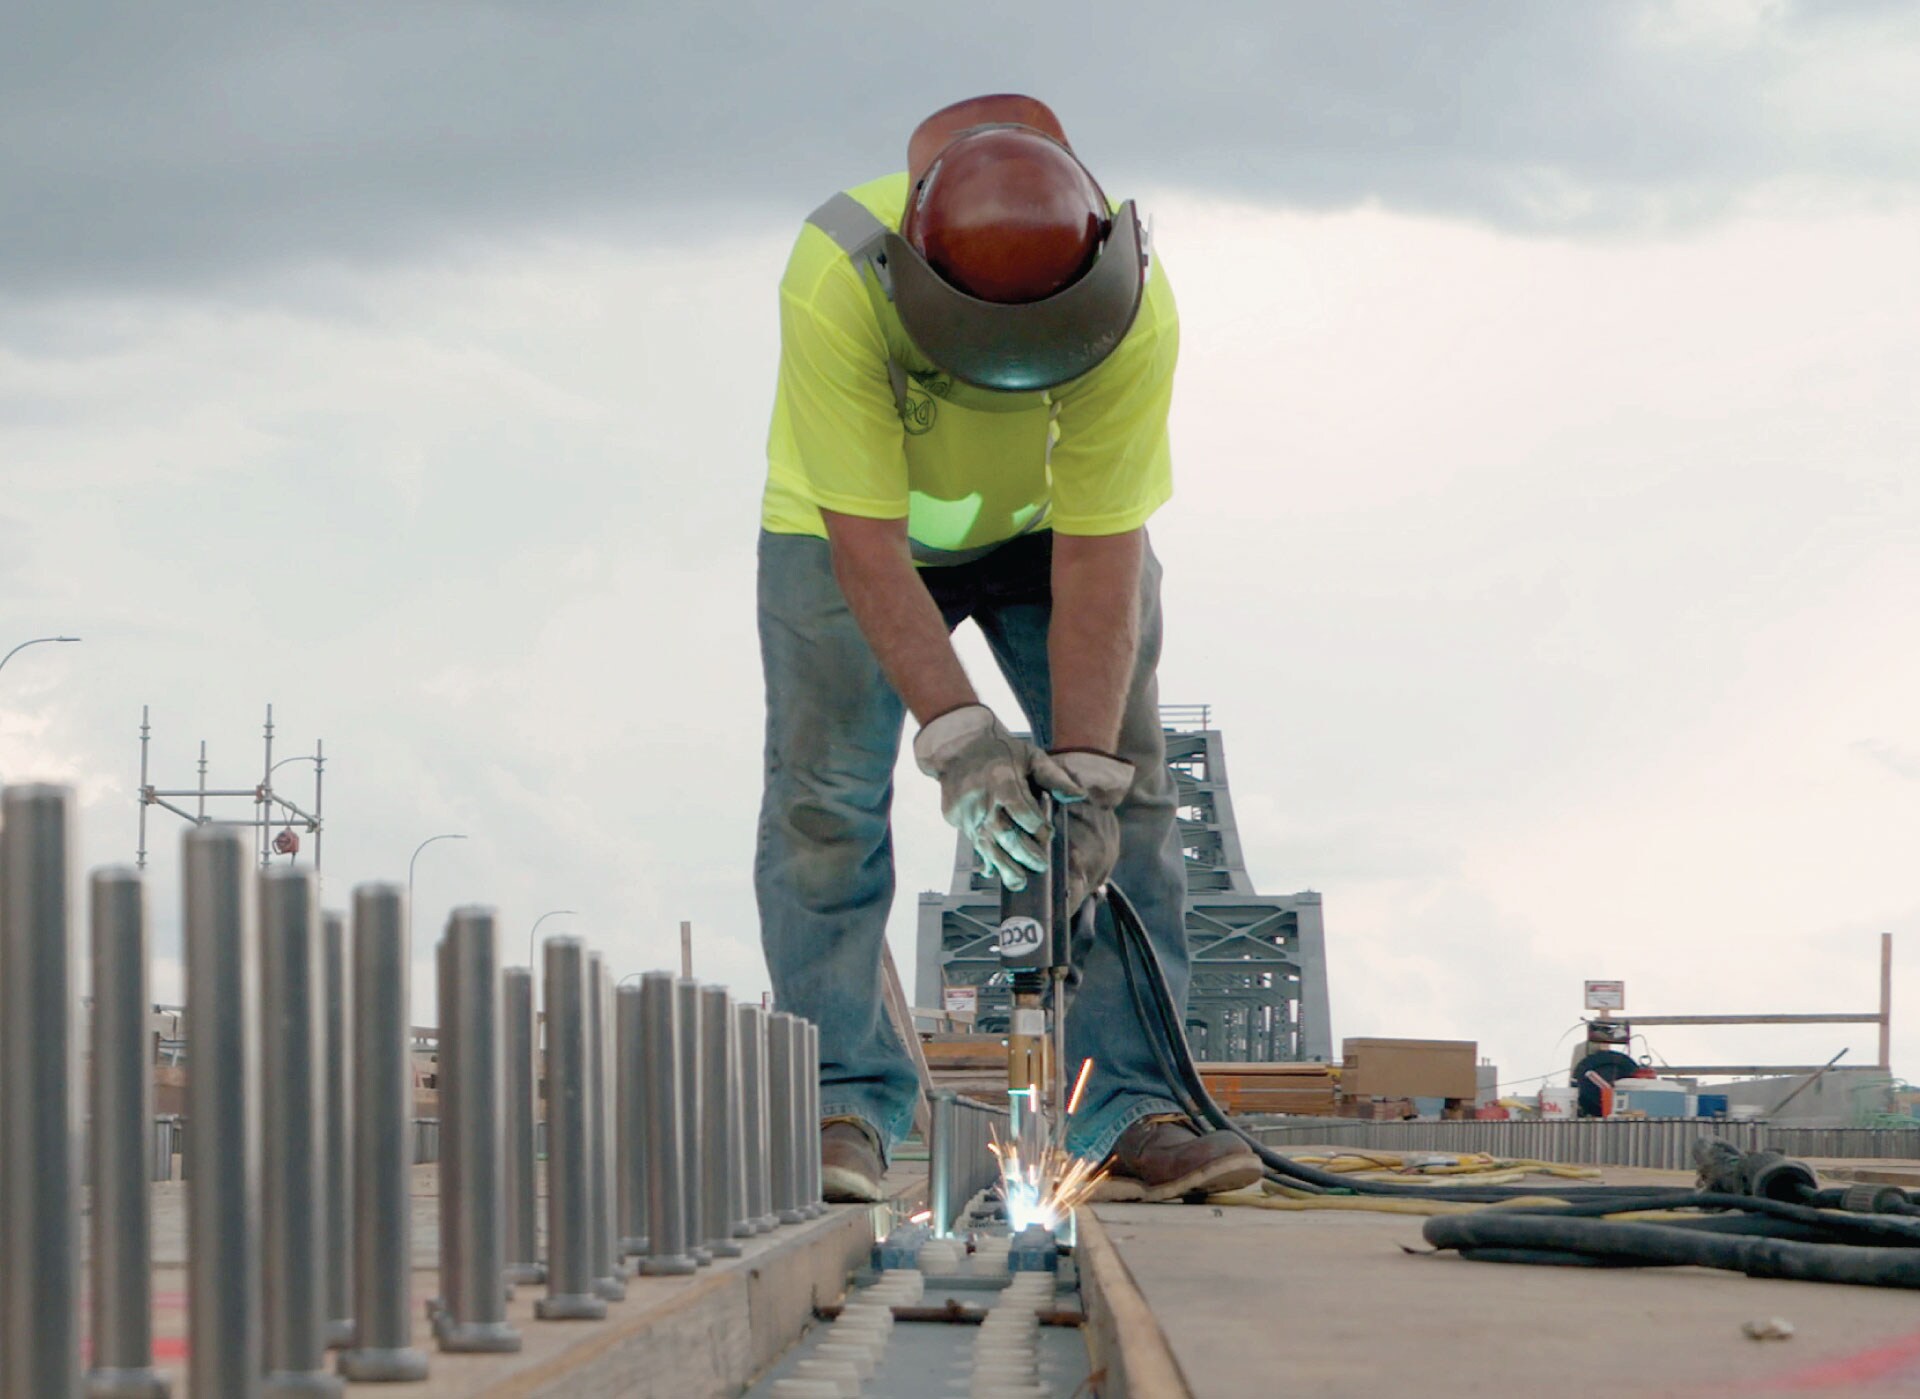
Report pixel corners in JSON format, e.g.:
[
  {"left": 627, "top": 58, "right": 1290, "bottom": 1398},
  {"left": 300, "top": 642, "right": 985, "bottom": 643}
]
[{"left": 754, "top": 529, "right": 1192, "bottom": 1161}]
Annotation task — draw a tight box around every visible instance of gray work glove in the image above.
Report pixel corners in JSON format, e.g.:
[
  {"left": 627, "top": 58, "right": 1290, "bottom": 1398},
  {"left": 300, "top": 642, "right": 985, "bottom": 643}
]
[
  {"left": 1048, "top": 749, "right": 1135, "bottom": 912},
  {"left": 913, "top": 705, "right": 1080, "bottom": 890}
]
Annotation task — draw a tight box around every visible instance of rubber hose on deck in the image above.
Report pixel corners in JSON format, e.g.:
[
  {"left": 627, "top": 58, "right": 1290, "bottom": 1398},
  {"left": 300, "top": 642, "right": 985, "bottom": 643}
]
[
  {"left": 1104, "top": 883, "right": 1706, "bottom": 1207},
  {"left": 1424, "top": 1214, "right": 1920, "bottom": 1288}
]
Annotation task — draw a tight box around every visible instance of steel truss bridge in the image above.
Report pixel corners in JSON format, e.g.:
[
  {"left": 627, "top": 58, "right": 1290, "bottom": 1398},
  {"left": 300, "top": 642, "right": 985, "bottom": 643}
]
[{"left": 914, "top": 707, "right": 1332, "bottom": 1062}]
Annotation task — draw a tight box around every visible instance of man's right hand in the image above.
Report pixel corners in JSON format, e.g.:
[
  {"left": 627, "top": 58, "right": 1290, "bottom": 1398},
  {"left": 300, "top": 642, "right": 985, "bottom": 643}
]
[{"left": 912, "top": 705, "right": 1082, "bottom": 889}]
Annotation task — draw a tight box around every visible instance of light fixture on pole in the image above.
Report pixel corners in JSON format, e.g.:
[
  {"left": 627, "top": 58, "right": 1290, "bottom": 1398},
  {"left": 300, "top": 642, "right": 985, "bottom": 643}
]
[
  {"left": 407, "top": 833, "right": 467, "bottom": 945},
  {"left": 0, "top": 635, "right": 81, "bottom": 677},
  {"left": 528, "top": 909, "right": 580, "bottom": 978}
]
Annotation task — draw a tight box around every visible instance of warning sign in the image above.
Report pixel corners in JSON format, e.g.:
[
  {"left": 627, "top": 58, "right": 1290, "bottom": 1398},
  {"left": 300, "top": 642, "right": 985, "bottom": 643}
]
[
  {"left": 1584, "top": 980, "right": 1626, "bottom": 1013},
  {"left": 943, "top": 986, "right": 978, "bottom": 1019}
]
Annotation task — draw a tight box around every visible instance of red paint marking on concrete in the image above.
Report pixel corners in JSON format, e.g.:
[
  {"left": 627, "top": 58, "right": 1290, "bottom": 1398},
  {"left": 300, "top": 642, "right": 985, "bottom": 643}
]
[
  {"left": 1752, "top": 1327, "right": 1920, "bottom": 1391},
  {"left": 152, "top": 1337, "right": 189, "bottom": 1362}
]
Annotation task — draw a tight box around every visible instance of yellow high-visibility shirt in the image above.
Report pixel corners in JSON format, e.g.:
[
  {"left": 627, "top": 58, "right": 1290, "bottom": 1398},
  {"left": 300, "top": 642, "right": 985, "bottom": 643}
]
[{"left": 762, "top": 172, "right": 1178, "bottom": 563}]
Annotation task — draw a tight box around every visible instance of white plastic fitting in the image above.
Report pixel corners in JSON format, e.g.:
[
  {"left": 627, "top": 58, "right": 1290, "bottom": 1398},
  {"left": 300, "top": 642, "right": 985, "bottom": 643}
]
[
  {"left": 793, "top": 1356, "right": 862, "bottom": 1396},
  {"left": 770, "top": 1380, "right": 842, "bottom": 1398},
  {"left": 815, "top": 1342, "right": 877, "bottom": 1381}
]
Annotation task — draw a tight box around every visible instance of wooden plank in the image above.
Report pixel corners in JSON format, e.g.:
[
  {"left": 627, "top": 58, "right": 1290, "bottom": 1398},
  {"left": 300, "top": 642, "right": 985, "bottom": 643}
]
[
  {"left": 880, "top": 941, "right": 932, "bottom": 1139},
  {"left": 1075, "top": 1207, "right": 1192, "bottom": 1399}
]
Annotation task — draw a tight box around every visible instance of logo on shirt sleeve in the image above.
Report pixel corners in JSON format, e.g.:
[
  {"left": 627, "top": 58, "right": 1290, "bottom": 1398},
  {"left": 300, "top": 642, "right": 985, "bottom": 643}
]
[
  {"left": 901, "top": 385, "right": 936, "bottom": 435},
  {"left": 899, "top": 370, "right": 952, "bottom": 436}
]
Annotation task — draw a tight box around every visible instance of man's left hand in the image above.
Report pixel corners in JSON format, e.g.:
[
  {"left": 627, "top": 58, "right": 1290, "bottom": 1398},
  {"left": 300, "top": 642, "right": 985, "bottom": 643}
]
[{"left": 1043, "top": 749, "right": 1135, "bottom": 911}]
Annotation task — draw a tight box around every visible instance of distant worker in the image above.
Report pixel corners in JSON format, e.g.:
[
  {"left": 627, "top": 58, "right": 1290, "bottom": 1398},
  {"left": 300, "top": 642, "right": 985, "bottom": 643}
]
[{"left": 756, "top": 94, "right": 1261, "bottom": 1203}]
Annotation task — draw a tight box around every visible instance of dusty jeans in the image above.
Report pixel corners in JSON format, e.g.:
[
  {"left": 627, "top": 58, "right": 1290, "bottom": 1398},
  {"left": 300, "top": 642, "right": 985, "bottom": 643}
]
[{"left": 753, "top": 529, "right": 1192, "bottom": 1160}]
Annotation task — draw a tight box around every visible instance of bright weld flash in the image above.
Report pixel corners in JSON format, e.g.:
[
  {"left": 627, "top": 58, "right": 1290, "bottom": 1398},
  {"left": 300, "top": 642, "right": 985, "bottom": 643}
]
[{"left": 991, "top": 1062, "right": 1108, "bottom": 1235}]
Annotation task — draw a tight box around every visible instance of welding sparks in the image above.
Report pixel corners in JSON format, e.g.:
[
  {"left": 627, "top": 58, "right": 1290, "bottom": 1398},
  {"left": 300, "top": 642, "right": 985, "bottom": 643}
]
[{"left": 989, "top": 1058, "right": 1108, "bottom": 1232}]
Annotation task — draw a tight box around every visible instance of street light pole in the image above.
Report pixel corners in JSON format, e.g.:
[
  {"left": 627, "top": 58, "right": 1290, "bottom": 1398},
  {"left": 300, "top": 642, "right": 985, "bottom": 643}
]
[
  {"left": 0, "top": 635, "right": 81, "bottom": 677},
  {"left": 527, "top": 909, "right": 580, "bottom": 976},
  {"left": 406, "top": 833, "right": 467, "bottom": 946}
]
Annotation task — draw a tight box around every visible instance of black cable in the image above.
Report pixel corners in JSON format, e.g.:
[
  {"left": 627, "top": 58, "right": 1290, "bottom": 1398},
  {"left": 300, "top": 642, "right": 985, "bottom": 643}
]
[
  {"left": 1423, "top": 1213, "right": 1920, "bottom": 1287},
  {"left": 1104, "top": 883, "right": 1697, "bottom": 1206},
  {"left": 1099, "top": 879, "right": 1920, "bottom": 1286}
]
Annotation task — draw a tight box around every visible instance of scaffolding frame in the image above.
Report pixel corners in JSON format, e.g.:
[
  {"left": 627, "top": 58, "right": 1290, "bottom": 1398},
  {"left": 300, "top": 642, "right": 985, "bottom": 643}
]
[{"left": 136, "top": 703, "right": 325, "bottom": 872}]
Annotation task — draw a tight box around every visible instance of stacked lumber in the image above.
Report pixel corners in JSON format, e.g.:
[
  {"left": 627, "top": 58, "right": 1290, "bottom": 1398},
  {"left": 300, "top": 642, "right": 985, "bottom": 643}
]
[
  {"left": 923, "top": 1033, "right": 1013, "bottom": 1108},
  {"left": 1336, "top": 1096, "right": 1417, "bottom": 1121},
  {"left": 921, "top": 1035, "right": 1342, "bottom": 1118},
  {"left": 1200, "top": 1062, "right": 1339, "bottom": 1117}
]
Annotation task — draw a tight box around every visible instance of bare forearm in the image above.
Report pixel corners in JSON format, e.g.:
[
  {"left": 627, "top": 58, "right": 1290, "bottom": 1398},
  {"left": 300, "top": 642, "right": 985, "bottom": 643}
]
[
  {"left": 1049, "top": 530, "right": 1143, "bottom": 751},
  {"left": 822, "top": 510, "right": 975, "bottom": 724}
]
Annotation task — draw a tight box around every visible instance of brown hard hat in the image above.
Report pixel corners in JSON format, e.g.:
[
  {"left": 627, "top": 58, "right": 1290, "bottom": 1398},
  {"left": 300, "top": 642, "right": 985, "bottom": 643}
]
[
  {"left": 907, "top": 93, "right": 1071, "bottom": 186},
  {"left": 904, "top": 126, "right": 1108, "bottom": 304},
  {"left": 887, "top": 94, "right": 1147, "bottom": 391}
]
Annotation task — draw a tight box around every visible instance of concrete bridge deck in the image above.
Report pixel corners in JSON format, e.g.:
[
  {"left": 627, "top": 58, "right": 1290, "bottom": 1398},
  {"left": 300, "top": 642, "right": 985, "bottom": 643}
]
[{"left": 1086, "top": 1158, "right": 1920, "bottom": 1398}]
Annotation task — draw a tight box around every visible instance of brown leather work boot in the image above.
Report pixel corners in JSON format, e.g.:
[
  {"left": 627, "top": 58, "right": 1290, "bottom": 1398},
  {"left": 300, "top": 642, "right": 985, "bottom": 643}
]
[
  {"left": 821, "top": 1118, "right": 885, "bottom": 1203},
  {"left": 1092, "top": 1114, "right": 1263, "bottom": 1203}
]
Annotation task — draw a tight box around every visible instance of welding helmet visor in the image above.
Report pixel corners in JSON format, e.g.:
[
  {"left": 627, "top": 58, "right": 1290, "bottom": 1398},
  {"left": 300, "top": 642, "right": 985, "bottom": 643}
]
[{"left": 880, "top": 202, "right": 1146, "bottom": 393}]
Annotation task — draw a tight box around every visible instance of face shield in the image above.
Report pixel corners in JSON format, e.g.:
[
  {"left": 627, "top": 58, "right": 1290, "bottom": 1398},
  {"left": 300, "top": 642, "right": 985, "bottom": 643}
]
[{"left": 881, "top": 201, "right": 1148, "bottom": 394}]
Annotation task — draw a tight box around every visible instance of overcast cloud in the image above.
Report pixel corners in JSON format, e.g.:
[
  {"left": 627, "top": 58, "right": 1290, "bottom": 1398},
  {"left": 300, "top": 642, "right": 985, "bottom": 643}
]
[
  {"left": 5, "top": 1, "right": 1920, "bottom": 297},
  {"left": 5, "top": 2, "right": 1920, "bottom": 1091}
]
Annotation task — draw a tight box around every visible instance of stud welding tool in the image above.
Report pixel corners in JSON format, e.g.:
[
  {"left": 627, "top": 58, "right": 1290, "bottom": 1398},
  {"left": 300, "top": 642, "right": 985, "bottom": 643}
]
[{"left": 996, "top": 794, "right": 1071, "bottom": 1167}]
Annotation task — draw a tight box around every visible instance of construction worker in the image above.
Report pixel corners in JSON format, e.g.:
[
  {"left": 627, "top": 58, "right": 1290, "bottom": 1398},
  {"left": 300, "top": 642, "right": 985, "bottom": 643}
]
[{"left": 756, "top": 94, "right": 1261, "bottom": 1203}]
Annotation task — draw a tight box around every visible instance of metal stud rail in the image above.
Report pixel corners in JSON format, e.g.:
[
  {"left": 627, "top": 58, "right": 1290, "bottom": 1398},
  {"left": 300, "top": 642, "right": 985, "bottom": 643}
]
[
  {"left": 1250, "top": 1116, "right": 1920, "bottom": 1170},
  {"left": 88, "top": 867, "right": 171, "bottom": 1399},
  {"left": 502, "top": 966, "right": 545, "bottom": 1287},
  {"left": 184, "top": 825, "right": 264, "bottom": 1398},
  {"left": 615, "top": 982, "right": 648, "bottom": 1258},
  {"left": 676, "top": 977, "right": 713, "bottom": 1267},
  {"left": 801, "top": 1021, "right": 825, "bottom": 1218},
  {"left": 585, "top": 953, "right": 625, "bottom": 1302},
  {"left": 927, "top": 1090, "right": 1011, "bottom": 1238},
  {"left": 320, "top": 910, "right": 354, "bottom": 1349},
  {"left": 435, "top": 908, "right": 519, "bottom": 1353},
  {"left": 738, "top": 1004, "right": 778, "bottom": 1234},
  {"left": 638, "top": 970, "right": 696, "bottom": 1276},
  {"left": 339, "top": 883, "right": 431, "bottom": 1382},
  {"left": 0, "top": 781, "right": 854, "bottom": 1392},
  {"left": 701, "top": 985, "right": 744, "bottom": 1256},
  {"left": 769, "top": 1012, "right": 806, "bottom": 1225},
  {"left": 2, "top": 786, "right": 84, "bottom": 1399},
  {"left": 536, "top": 936, "right": 606, "bottom": 1321},
  {"left": 259, "top": 867, "right": 341, "bottom": 1395}
]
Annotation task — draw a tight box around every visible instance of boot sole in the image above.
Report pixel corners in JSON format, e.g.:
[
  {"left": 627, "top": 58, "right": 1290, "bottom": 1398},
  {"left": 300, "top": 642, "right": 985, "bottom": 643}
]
[
  {"left": 822, "top": 1163, "right": 884, "bottom": 1204},
  {"left": 1091, "top": 1152, "right": 1264, "bottom": 1205}
]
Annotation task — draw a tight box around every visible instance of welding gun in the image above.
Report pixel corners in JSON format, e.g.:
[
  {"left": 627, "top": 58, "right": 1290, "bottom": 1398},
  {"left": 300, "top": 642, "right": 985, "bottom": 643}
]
[{"left": 995, "top": 792, "right": 1072, "bottom": 1165}]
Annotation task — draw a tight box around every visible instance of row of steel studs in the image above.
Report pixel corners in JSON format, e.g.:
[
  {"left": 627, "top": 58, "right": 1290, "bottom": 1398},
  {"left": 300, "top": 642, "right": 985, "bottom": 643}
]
[{"left": 0, "top": 786, "right": 826, "bottom": 1398}]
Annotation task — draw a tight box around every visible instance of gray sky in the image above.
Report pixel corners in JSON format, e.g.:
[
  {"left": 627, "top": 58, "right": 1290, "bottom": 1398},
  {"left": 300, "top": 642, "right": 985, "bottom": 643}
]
[
  {"left": 5, "top": 1, "right": 1919, "bottom": 1091},
  {"left": 6, "top": 1, "right": 1919, "bottom": 295}
]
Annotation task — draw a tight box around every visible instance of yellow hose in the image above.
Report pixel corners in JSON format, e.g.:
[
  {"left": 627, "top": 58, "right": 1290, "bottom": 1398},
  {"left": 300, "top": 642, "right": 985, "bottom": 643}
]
[
  {"left": 1287, "top": 1151, "right": 1601, "bottom": 1182},
  {"left": 1201, "top": 1183, "right": 1583, "bottom": 1216}
]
